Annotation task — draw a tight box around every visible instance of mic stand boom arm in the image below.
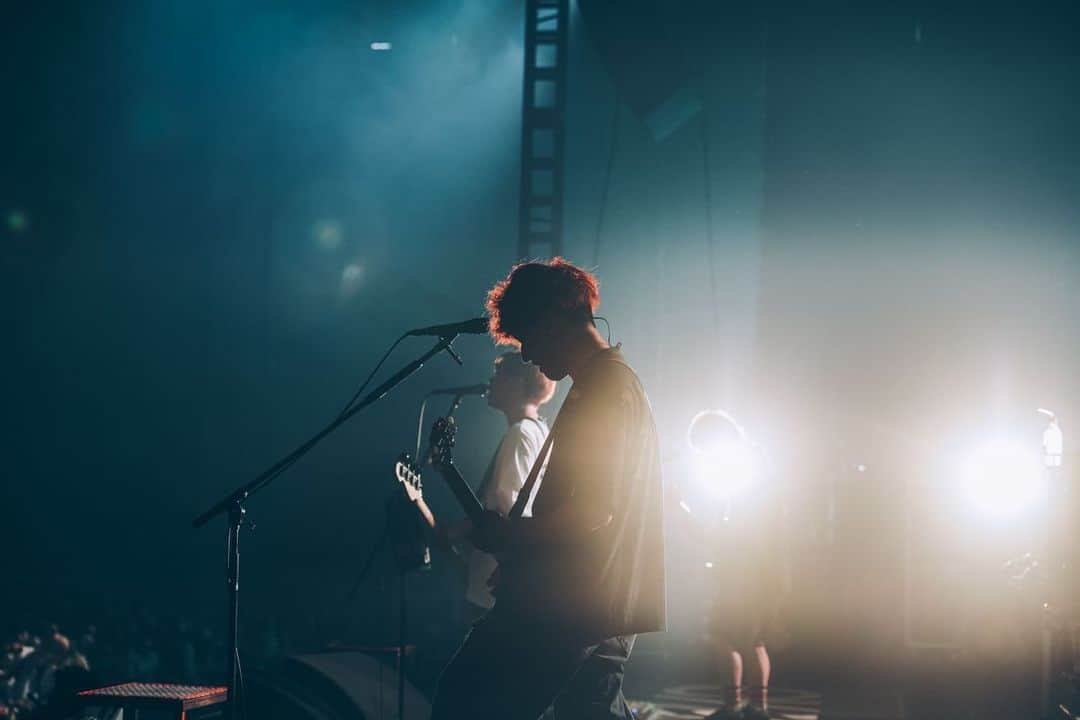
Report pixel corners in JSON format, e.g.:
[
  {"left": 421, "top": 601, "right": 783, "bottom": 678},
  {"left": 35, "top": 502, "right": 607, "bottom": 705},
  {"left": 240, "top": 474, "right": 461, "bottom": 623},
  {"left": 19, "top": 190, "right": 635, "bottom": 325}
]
[{"left": 190, "top": 333, "right": 464, "bottom": 720}]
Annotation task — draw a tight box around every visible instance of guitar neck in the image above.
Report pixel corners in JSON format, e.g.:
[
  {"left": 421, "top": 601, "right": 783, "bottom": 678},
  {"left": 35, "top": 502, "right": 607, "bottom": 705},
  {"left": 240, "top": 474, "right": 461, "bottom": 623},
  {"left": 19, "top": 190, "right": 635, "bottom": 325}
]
[{"left": 434, "top": 463, "right": 486, "bottom": 526}]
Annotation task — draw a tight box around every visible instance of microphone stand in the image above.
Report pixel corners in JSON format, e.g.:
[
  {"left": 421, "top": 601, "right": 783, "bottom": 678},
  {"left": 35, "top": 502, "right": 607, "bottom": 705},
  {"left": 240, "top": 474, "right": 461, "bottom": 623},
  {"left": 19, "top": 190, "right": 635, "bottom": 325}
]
[
  {"left": 191, "top": 334, "right": 464, "bottom": 720},
  {"left": 446, "top": 393, "right": 467, "bottom": 419}
]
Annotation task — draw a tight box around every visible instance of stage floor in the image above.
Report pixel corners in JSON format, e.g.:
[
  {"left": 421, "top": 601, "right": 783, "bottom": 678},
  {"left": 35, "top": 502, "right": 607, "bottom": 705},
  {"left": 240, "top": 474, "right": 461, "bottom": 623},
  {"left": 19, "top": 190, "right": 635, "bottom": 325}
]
[
  {"left": 628, "top": 683, "right": 904, "bottom": 720},
  {"left": 630, "top": 685, "right": 823, "bottom": 719}
]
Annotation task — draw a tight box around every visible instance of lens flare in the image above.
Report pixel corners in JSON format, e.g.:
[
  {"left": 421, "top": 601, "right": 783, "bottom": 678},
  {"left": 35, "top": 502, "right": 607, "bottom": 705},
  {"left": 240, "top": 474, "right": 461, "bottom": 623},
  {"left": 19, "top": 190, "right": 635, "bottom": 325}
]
[
  {"left": 692, "top": 441, "right": 758, "bottom": 500},
  {"left": 959, "top": 439, "right": 1045, "bottom": 518},
  {"left": 687, "top": 409, "right": 760, "bottom": 500}
]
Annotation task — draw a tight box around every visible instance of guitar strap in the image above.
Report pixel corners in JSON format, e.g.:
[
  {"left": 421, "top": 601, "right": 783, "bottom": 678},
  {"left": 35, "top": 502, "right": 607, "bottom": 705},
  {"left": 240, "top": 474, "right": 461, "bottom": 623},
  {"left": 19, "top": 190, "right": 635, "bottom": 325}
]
[
  {"left": 477, "top": 417, "right": 543, "bottom": 503},
  {"left": 508, "top": 415, "right": 558, "bottom": 519},
  {"left": 507, "top": 345, "right": 627, "bottom": 520}
]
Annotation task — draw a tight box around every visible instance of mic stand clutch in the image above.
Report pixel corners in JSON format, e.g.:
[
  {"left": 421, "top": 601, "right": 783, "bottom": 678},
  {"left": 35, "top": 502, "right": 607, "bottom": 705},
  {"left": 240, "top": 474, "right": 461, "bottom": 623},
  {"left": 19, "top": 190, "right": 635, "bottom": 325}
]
[
  {"left": 446, "top": 393, "right": 466, "bottom": 418},
  {"left": 191, "top": 334, "right": 464, "bottom": 720}
]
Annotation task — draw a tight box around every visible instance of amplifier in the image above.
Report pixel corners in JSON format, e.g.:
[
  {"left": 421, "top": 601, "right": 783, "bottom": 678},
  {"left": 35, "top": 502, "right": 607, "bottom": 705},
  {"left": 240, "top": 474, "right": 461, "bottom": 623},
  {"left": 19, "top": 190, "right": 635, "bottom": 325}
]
[{"left": 76, "top": 682, "right": 228, "bottom": 720}]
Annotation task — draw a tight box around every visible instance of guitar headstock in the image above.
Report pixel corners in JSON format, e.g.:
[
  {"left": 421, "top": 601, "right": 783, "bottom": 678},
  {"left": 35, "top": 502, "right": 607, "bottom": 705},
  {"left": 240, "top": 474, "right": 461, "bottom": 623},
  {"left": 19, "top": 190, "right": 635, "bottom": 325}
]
[
  {"left": 394, "top": 452, "right": 423, "bottom": 502},
  {"left": 428, "top": 416, "right": 457, "bottom": 470}
]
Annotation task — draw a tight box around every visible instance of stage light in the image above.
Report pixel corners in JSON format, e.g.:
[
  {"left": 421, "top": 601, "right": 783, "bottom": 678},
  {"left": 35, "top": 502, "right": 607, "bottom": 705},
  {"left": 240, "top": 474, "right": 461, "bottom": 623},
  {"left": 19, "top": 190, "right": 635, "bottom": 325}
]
[
  {"left": 687, "top": 409, "right": 760, "bottom": 501},
  {"left": 691, "top": 441, "right": 758, "bottom": 500},
  {"left": 370, "top": 42, "right": 392, "bottom": 51},
  {"left": 959, "top": 439, "right": 1045, "bottom": 518}
]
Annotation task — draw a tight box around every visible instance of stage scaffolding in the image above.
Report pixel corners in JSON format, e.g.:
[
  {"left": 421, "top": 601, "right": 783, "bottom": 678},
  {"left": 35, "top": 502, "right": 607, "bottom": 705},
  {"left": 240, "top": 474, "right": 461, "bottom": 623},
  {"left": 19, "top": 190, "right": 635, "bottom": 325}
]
[{"left": 517, "top": 0, "right": 570, "bottom": 259}]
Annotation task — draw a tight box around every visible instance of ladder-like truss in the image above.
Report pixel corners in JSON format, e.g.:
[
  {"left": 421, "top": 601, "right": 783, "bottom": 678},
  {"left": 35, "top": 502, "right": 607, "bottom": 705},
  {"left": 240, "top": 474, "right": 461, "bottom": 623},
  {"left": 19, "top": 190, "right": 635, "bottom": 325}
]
[{"left": 517, "top": 0, "right": 570, "bottom": 260}]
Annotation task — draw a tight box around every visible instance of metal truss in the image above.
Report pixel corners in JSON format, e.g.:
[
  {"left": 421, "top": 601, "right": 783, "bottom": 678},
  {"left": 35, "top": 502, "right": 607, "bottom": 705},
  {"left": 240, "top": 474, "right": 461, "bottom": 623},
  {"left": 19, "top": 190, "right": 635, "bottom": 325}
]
[{"left": 517, "top": 0, "right": 570, "bottom": 259}]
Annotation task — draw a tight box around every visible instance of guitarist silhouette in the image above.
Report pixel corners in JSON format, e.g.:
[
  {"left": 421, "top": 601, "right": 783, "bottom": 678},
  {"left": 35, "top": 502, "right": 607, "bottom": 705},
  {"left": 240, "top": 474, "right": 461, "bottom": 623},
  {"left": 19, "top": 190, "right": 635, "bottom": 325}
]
[{"left": 430, "top": 258, "right": 666, "bottom": 720}]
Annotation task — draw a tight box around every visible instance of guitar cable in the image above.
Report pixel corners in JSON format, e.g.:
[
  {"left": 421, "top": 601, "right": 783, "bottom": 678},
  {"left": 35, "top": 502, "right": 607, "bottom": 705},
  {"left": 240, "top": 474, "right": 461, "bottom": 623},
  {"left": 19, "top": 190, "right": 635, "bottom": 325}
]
[
  {"left": 338, "top": 332, "right": 410, "bottom": 420},
  {"left": 336, "top": 526, "right": 390, "bottom": 641},
  {"left": 252, "top": 332, "right": 411, "bottom": 494}
]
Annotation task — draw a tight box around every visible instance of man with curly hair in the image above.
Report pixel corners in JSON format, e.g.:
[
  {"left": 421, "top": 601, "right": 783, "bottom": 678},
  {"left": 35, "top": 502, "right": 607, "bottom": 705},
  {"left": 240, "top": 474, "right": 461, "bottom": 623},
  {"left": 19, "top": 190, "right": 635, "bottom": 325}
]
[{"left": 431, "top": 258, "right": 666, "bottom": 720}]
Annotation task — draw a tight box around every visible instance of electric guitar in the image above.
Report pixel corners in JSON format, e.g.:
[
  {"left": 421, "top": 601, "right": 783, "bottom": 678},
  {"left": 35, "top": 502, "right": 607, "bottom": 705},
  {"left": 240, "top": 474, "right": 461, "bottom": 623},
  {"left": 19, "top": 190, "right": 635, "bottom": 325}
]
[
  {"left": 427, "top": 416, "right": 531, "bottom": 596},
  {"left": 429, "top": 415, "right": 569, "bottom": 608},
  {"left": 393, "top": 452, "right": 437, "bottom": 530},
  {"left": 393, "top": 451, "right": 469, "bottom": 572},
  {"left": 426, "top": 417, "right": 486, "bottom": 526}
]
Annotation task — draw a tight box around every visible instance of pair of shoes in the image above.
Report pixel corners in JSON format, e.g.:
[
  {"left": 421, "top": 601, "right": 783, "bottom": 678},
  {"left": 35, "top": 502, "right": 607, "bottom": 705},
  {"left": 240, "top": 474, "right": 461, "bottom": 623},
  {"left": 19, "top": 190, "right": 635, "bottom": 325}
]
[
  {"left": 738, "top": 705, "right": 771, "bottom": 720},
  {"left": 705, "top": 705, "right": 771, "bottom": 720},
  {"left": 704, "top": 705, "right": 744, "bottom": 720}
]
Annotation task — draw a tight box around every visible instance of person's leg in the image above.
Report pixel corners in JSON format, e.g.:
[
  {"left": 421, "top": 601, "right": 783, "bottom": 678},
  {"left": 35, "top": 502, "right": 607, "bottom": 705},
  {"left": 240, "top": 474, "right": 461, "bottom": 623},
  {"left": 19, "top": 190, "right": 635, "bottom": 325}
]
[
  {"left": 742, "top": 593, "right": 773, "bottom": 717},
  {"left": 741, "top": 642, "right": 771, "bottom": 719},
  {"left": 717, "top": 639, "right": 743, "bottom": 709},
  {"left": 431, "top": 613, "right": 591, "bottom": 720},
  {"left": 754, "top": 643, "right": 771, "bottom": 685},
  {"left": 704, "top": 639, "right": 744, "bottom": 719},
  {"left": 741, "top": 642, "right": 768, "bottom": 686},
  {"left": 551, "top": 635, "right": 636, "bottom": 719},
  {"left": 708, "top": 591, "right": 746, "bottom": 712},
  {"left": 430, "top": 618, "right": 500, "bottom": 720}
]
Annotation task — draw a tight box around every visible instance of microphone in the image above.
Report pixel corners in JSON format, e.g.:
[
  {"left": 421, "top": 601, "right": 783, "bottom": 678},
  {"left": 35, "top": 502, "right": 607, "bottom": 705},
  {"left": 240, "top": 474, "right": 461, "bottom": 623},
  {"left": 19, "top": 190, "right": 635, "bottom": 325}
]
[
  {"left": 428, "top": 384, "right": 489, "bottom": 397},
  {"left": 407, "top": 317, "right": 489, "bottom": 337}
]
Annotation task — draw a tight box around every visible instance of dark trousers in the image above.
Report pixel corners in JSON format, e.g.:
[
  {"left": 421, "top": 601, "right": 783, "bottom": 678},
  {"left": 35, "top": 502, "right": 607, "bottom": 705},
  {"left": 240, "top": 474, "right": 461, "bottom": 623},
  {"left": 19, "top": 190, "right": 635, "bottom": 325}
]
[{"left": 431, "top": 610, "right": 635, "bottom": 720}]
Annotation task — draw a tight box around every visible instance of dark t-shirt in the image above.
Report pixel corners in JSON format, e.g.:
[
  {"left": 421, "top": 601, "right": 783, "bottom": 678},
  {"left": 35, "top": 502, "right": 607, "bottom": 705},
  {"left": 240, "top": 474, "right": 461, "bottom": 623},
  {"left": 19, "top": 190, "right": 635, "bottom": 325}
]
[{"left": 498, "top": 348, "right": 667, "bottom": 640}]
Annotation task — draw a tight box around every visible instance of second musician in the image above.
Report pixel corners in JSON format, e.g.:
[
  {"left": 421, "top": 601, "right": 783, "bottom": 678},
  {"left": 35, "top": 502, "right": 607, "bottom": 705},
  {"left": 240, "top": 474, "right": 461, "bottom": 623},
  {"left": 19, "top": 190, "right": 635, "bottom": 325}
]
[{"left": 436, "top": 351, "right": 556, "bottom": 615}]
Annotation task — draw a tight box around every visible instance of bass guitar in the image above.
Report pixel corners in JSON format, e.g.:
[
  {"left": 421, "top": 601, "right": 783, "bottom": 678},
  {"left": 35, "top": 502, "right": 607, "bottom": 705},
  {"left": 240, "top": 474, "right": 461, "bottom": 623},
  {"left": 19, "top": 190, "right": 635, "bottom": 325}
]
[
  {"left": 393, "top": 450, "right": 469, "bottom": 572},
  {"left": 427, "top": 417, "right": 529, "bottom": 595}
]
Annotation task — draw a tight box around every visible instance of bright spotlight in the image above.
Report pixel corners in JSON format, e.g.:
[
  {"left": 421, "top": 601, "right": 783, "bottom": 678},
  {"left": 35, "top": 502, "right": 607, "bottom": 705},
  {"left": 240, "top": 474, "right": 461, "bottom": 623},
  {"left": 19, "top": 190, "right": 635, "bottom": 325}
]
[
  {"left": 370, "top": 42, "right": 392, "bottom": 51},
  {"left": 960, "top": 439, "right": 1045, "bottom": 518},
  {"left": 687, "top": 409, "right": 760, "bottom": 501}
]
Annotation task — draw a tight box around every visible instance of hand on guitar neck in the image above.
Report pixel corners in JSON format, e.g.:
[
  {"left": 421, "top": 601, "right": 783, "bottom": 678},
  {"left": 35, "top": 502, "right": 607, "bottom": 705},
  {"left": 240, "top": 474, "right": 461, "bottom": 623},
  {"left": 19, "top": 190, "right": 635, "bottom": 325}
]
[{"left": 428, "top": 417, "right": 514, "bottom": 555}]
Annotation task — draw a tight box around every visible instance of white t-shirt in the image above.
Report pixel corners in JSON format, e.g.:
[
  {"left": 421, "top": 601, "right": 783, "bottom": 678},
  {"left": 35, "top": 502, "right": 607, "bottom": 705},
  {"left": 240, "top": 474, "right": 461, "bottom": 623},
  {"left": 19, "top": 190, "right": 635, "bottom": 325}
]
[{"left": 466, "top": 417, "right": 549, "bottom": 609}]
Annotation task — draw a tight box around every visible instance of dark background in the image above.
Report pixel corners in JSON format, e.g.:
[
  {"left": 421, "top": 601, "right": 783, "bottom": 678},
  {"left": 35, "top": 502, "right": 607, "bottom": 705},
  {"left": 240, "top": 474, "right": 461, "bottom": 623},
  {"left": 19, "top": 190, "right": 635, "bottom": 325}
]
[{"left": 4, "top": 0, "right": 1078, "bottom": 694}]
